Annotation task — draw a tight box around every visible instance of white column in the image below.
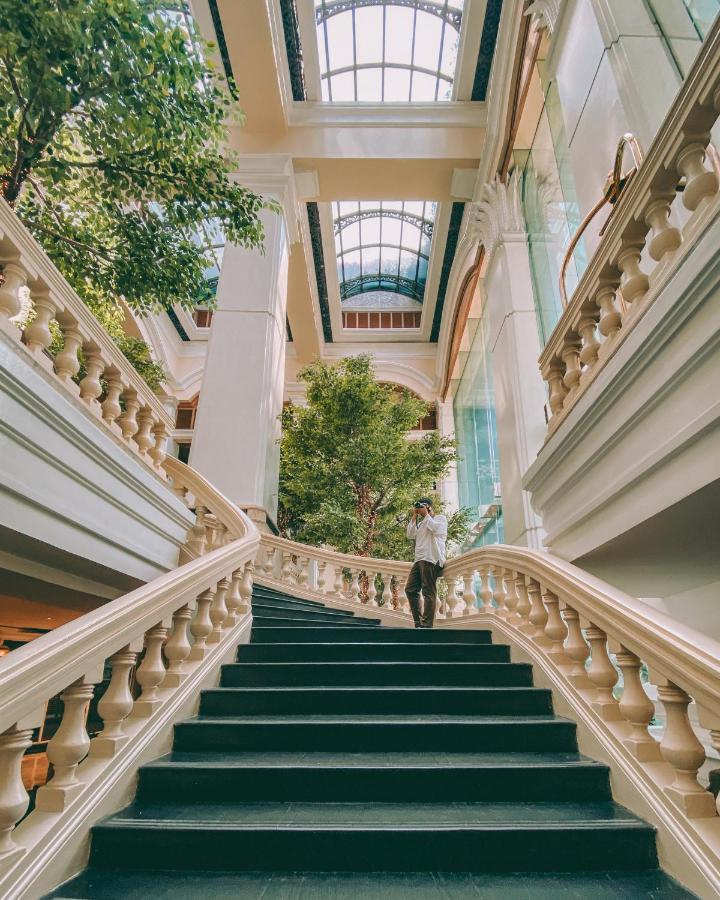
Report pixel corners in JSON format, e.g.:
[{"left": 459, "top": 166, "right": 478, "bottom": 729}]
[
  {"left": 436, "top": 399, "right": 459, "bottom": 513},
  {"left": 190, "top": 162, "right": 297, "bottom": 523},
  {"left": 472, "top": 173, "right": 546, "bottom": 548}
]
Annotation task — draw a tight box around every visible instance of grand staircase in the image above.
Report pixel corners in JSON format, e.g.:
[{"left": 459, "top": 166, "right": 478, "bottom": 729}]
[{"left": 51, "top": 586, "right": 694, "bottom": 898}]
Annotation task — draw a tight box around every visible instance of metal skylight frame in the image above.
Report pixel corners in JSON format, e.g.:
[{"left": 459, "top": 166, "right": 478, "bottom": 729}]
[
  {"left": 333, "top": 201, "right": 436, "bottom": 302},
  {"left": 315, "top": 0, "right": 465, "bottom": 102}
]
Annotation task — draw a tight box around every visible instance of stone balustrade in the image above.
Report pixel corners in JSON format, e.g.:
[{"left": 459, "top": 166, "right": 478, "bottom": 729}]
[
  {"left": 0, "top": 198, "right": 174, "bottom": 477},
  {"left": 257, "top": 534, "right": 414, "bottom": 622},
  {"left": 441, "top": 548, "right": 720, "bottom": 835},
  {"left": 0, "top": 460, "right": 259, "bottom": 893},
  {"left": 540, "top": 17, "right": 720, "bottom": 437}
]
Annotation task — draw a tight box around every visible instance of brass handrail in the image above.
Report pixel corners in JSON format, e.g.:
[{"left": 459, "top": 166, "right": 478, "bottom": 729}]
[{"left": 559, "top": 133, "right": 644, "bottom": 307}]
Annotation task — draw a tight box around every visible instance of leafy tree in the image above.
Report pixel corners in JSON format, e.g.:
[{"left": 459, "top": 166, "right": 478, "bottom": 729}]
[
  {"left": 278, "top": 355, "right": 471, "bottom": 561},
  {"left": 0, "top": 0, "right": 269, "bottom": 316}
]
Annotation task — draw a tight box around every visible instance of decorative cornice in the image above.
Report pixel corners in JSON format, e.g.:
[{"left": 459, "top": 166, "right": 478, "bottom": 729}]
[
  {"left": 524, "top": 0, "right": 561, "bottom": 33},
  {"left": 470, "top": 170, "right": 525, "bottom": 264}
]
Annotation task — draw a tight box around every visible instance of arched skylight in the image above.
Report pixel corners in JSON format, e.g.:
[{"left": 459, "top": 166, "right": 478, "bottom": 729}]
[
  {"left": 334, "top": 201, "right": 436, "bottom": 302},
  {"left": 316, "top": 0, "right": 465, "bottom": 102}
]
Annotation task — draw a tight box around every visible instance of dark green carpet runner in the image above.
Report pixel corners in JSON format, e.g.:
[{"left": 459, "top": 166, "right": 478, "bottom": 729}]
[{"left": 51, "top": 585, "right": 695, "bottom": 898}]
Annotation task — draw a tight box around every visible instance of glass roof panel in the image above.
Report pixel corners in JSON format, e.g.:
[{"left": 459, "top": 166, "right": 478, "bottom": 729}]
[
  {"left": 315, "top": 0, "right": 464, "bottom": 103},
  {"left": 333, "top": 201, "right": 436, "bottom": 304}
]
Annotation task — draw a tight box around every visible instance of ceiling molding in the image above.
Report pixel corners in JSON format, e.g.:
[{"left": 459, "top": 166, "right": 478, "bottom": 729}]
[{"left": 287, "top": 100, "right": 487, "bottom": 128}]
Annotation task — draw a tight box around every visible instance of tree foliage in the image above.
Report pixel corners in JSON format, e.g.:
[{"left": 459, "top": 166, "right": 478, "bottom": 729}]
[
  {"left": 0, "top": 0, "right": 269, "bottom": 316},
  {"left": 278, "top": 355, "right": 471, "bottom": 561}
]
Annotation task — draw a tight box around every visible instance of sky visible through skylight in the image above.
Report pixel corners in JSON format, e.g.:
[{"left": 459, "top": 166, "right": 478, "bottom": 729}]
[
  {"left": 334, "top": 201, "right": 436, "bottom": 302},
  {"left": 315, "top": 0, "right": 465, "bottom": 102}
]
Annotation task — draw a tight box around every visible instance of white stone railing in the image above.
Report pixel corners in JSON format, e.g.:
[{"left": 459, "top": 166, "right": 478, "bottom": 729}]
[
  {"left": 439, "top": 546, "right": 720, "bottom": 893},
  {"left": 257, "top": 533, "right": 414, "bottom": 624},
  {"left": 539, "top": 16, "right": 720, "bottom": 437},
  {"left": 0, "top": 459, "right": 259, "bottom": 899},
  {"left": 0, "top": 197, "right": 174, "bottom": 477}
]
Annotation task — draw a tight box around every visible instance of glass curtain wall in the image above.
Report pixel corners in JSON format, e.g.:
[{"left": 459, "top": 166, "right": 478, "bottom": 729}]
[
  {"left": 645, "top": 1, "right": 719, "bottom": 77},
  {"left": 518, "top": 69, "right": 586, "bottom": 347},
  {"left": 453, "top": 312, "right": 503, "bottom": 547}
]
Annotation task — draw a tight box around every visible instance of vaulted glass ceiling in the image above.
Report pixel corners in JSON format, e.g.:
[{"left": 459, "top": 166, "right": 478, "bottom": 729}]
[
  {"left": 334, "top": 201, "right": 436, "bottom": 302},
  {"left": 315, "top": 0, "right": 465, "bottom": 102}
]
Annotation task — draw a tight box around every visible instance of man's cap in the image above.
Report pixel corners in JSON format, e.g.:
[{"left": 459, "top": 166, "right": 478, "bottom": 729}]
[{"left": 415, "top": 497, "right": 433, "bottom": 507}]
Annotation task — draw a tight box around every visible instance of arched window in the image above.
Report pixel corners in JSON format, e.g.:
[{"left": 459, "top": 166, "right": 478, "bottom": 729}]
[
  {"left": 380, "top": 382, "right": 437, "bottom": 430},
  {"left": 334, "top": 201, "right": 435, "bottom": 304},
  {"left": 175, "top": 395, "right": 199, "bottom": 431},
  {"left": 315, "top": 0, "right": 465, "bottom": 102}
]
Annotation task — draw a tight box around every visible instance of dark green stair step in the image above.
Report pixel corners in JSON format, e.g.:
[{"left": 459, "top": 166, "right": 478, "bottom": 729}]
[
  {"left": 199, "top": 686, "right": 552, "bottom": 716},
  {"left": 237, "top": 641, "right": 511, "bottom": 662},
  {"left": 251, "top": 598, "right": 358, "bottom": 618},
  {"left": 249, "top": 626, "right": 492, "bottom": 643},
  {"left": 251, "top": 610, "right": 380, "bottom": 626},
  {"left": 251, "top": 589, "right": 358, "bottom": 612},
  {"left": 137, "top": 751, "right": 611, "bottom": 803},
  {"left": 48, "top": 868, "right": 697, "bottom": 899},
  {"left": 173, "top": 715, "right": 577, "bottom": 752},
  {"left": 220, "top": 661, "right": 533, "bottom": 688},
  {"left": 89, "top": 801, "right": 657, "bottom": 873}
]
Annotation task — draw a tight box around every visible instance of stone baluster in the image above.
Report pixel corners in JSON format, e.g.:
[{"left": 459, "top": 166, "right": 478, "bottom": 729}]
[
  {"left": 190, "top": 589, "right": 214, "bottom": 659},
  {"left": 527, "top": 578, "right": 550, "bottom": 647},
  {"left": 133, "top": 624, "right": 168, "bottom": 716},
  {"left": 78, "top": 345, "right": 104, "bottom": 413},
  {"left": 24, "top": 290, "right": 57, "bottom": 361},
  {"left": 585, "top": 625, "right": 621, "bottom": 721},
  {"left": 225, "top": 570, "right": 243, "bottom": 625},
  {"left": 366, "top": 571, "right": 378, "bottom": 607},
  {"left": 463, "top": 570, "right": 477, "bottom": 616},
  {"left": 349, "top": 570, "right": 360, "bottom": 604},
  {"left": 333, "top": 565, "right": 345, "bottom": 599},
  {"left": 133, "top": 407, "right": 155, "bottom": 461},
  {"left": 644, "top": 195, "right": 682, "bottom": 261},
  {"left": 615, "top": 647, "right": 660, "bottom": 761},
  {"left": 163, "top": 605, "right": 193, "bottom": 687},
  {"left": 617, "top": 242, "right": 649, "bottom": 310},
  {"left": 262, "top": 546, "right": 276, "bottom": 579},
  {"left": 91, "top": 647, "right": 139, "bottom": 756},
  {"left": 101, "top": 371, "right": 124, "bottom": 431},
  {"left": 578, "top": 315, "right": 600, "bottom": 378},
  {"left": 697, "top": 708, "right": 720, "bottom": 816},
  {"left": 0, "top": 724, "right": 34, "bottom": 858},
  {"left": 677, "top": 141, "right": 719, "bottom": 211},
  {"left": 542, "top": 588, "right": 570, "bottom": 665},
  {"left": 54, "top": 316, "right": 83, "bottom": 391},
  {"left": 381, "top": 573, "right": 393, "bottom": 609},
  {"left": 561, "top": 338, "right": 582, "bottom": 398},
  {"left": 502, "top": 569, "right": 518, "bottom": 622},
  {"left": 188, "top": 505, "right": 208, "bottom": 558},
  {"left": 561, "top": 606, "right": 590, "bottom": 688},
  {"left": 208, "top": 578, "right": 230, "bottom": 643},
  {"left": 514, "top": 573, "right": 531, "bottom": 631},
  {"left": 491, "top": 565, "right": 505, "bottom": 614},
  {"left": 546, "top": 362, "right": 567, "bottom": 420},
  {"left": 478, "top": 566, "right": 493, "bottom": 611},
  {"left": 203, "top": 514, "right": 219, "bottom": 552},
  {"left": 596, "top": 281, "right": 622, "bottom": 359},
  {"left": 150, "top": 421, "right": 170, "bottom": 473},
  {"left": 446, "top": 576, "right": 463, "bottom": 617},
  {"left": 0, "top": 261, "right": 26, "bottom": 326},
  {"left": 656, "top": 679, "right": 716, "bottom": 817},
  {"left": 118, "top": 388, "right": 140, "bottom": 444},
  {"left": 317, "top": 560, "right": 328, "bottom": 594},
  {"left": 281, "top": 552, "right": 293, "bottom": 585},
  {"left": 36, "top": 675, "right": 98, "bottom": 811},
  {"left": 240, "top": 561, "right": 254, "bottom": 614},
  {"left": 398, "top": 580, "right": 410, "bottom": 614},
  {"left": 297, "top": 557, "right": 310, "bottom": 589}
]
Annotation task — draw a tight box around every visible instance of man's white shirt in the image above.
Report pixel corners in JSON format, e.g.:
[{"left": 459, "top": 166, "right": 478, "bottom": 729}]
[{"left": 406, "top": 514, "right": 448, "bottom": 566}]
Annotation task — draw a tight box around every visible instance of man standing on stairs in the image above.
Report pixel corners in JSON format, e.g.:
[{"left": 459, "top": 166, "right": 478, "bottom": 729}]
[{"left": 405, "top": 499, "right": 447, "bottom": 629}]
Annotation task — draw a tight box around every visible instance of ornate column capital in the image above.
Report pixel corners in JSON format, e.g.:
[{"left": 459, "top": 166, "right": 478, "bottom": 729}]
[
  {"left": 470, "top": 170, "right": 526, "bottom": 267},
  {"left": 524, "top": 0, "right": 562, "bottom": 33}
]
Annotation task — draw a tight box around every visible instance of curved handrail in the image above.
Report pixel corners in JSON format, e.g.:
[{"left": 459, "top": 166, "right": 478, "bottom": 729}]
[
  {"left": 261, "top": 532, "right": 412, "bottom": 576},
  {"left": 163, "top": 456, "right": 249, "bottom": 539},
  {"left": 443, "top": 545, "right": 720, "bottom": 716}
]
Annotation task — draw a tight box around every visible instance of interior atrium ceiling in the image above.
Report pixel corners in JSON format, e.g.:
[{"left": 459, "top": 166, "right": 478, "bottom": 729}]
[
  {"left": 334, "top": 201, "right": 436, "bottom": 304},
  {"left": 315, "top": 0, "right": 465, "bottom": 102},
  {"left": 191, "top": 0, "right": 501, "bottom": 353}
]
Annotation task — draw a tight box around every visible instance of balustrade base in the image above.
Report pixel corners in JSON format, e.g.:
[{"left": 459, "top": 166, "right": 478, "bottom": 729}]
[
  {"left": 89, "top": 735, "right": 130, "bottom": 759},
  {"left": 35, "top": 781, "right": 84, "bottom": 814},
  {"left": 624, "top": 737, "right": 662, "bottom": 762},
  {"left": 665, "top": 786, "right": 718, "bottom": 819}
]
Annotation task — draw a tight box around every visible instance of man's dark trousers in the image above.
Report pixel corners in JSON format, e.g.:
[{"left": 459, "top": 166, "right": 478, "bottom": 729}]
[{"left": 405, "top": 560, "right": 443, "bottom": 628}]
